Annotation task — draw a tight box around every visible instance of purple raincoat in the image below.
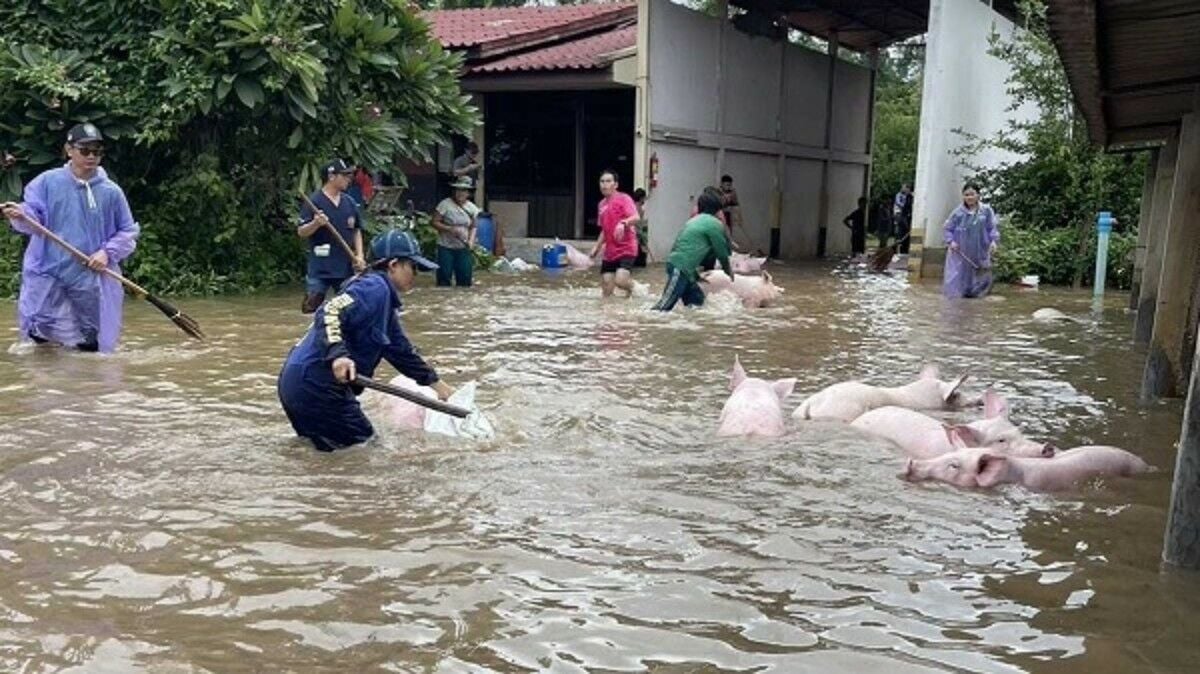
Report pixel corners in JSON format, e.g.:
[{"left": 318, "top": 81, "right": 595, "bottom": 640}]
[
  {"left": 942, "top": 203, "right": 999, "bottom": 299},
  {"left": 8, "top": 165, "right": 139, "bottom": 352}
]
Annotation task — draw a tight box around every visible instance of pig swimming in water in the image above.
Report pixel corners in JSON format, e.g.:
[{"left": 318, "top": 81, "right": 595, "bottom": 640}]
[
  {"left": 563, "top": 243, "right": 593, "bottom": 270},
  {"left": 901, "top": 444, "right": 1150, "bottom": 492},
  {"left": 717, "top": 357, "right": 796, "bottom": 437},
  {"left": 794, "top": 364, "right": 971, "bottom": 422},
  {"left": 731, "top": 252, "right": 767, "bottom": 274},
  {"left": 361, "top": 375, "right": 495, "bottom": 439},
  {"left": 700, "top": 269, "right": 784, "bottom": 308},
  {"left": 850, "top": 389, "right": 1054, "bottom": 459}
]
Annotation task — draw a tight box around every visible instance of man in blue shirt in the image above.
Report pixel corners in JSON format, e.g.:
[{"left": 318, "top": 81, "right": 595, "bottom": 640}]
[
  {"left": 277, "top": 229, "right": 454, "bottom": 452},
  {"left": 299, "top": 158, "right": 367, "bottom": 313}
]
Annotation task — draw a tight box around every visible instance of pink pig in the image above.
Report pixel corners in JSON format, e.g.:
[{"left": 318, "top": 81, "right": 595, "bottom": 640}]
[
  {"left": 794, "top": 364, "right": 971, "bottom": 422},
  {"left": 717, "top": 358, "right": 797, "bottom": 437},
  {"left": 563, "top": 243, "right": 593, "bottom": 269},
  {"left": 700, "top": 270, "right": 784, "bottom": 308},
  {"left": 901, "top": 444, "right": 1150, "bottom": 492},
  {"left": 850, "top": 389, "right": 1053, "bottom": 458},
  {"left": 370, "top": 374, "right": 434, "bottom": 430},
  {"left": 731, "top": 252, "right": 767, "bottom": 274}
]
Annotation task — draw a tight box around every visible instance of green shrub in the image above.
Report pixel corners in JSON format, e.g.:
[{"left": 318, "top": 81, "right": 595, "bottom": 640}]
[
  {"left": 993, "top": 223, "right": 1136, "bottom": 289},
  {"left": 0, "top": 0, "right": 477, "bottom": 297}
]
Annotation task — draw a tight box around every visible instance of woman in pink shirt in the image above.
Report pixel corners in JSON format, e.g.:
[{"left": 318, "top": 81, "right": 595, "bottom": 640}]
[{"left": 588, "top": 169, "right": 640, "bottom": 298}]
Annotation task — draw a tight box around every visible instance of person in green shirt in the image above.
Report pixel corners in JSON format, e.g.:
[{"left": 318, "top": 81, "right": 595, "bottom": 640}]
[{"left": 651, "top": 191, "right": 732, "bottom": 311}]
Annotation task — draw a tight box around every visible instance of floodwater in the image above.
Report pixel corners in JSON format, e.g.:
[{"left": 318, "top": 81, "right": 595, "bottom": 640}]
[{"left": 0, "top": 262, "right": 1196, "bottom": 673}]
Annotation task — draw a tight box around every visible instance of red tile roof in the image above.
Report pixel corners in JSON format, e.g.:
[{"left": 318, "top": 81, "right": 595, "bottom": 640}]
[
  {"left": 468, "top": 23, "right": 636, "bottom": 74},
  {"left": 427, "top": 3, "right": 635, "bottom": 51}
]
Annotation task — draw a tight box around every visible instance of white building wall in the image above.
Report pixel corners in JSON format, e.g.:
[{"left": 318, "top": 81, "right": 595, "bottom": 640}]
[
  {"left": 646, "top": 145, "right": 718, "bottom": 255},
  {"left": 912, "top": 0, "right": 1039, "bottom": 276},
  {"left": 781, "top": 159, "right": 824, "bottom": 257},
  {"left": 637, "top": 0, "right": 873, "bottom": 260},
  {"left": 647, "top": 5, "right": 719, "bottom": 133}
]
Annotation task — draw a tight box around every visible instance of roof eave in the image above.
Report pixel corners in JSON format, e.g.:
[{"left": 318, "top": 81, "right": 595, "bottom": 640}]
[{"left": 1046, "top": 0, "right": 1108, "bottom": 146}]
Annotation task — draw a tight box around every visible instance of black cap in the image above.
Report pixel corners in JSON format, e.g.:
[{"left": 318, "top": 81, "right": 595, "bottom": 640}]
[
  {"left": 321, "top": 158, "right": 354, "bottom": 180},
  {"left": 67, "top": 123, "right": 103, "bottom": 145}
]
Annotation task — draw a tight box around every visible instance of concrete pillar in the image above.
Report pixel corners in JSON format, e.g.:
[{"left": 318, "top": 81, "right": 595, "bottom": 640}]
[
  {"left": 816, "top": 33, "right": 838, "bottom": 258},
  {"left": 472, "top": 93, "right": 487, "bottom": 208},
  {"left": 632, "top": 0, "right": 650, "bottom": 193},
  {"left": 1142, "top": 113, "right": 1200, "bottom": 401},
  {"left": 1135, "top": 135, "right": 1179, "bottom": 344},
  {"left": 1129, "top": 149, "right": 1158, "bottom": 310},
  {"left": 1164, "top": 302, "right": 1200, "bottom": 569}
]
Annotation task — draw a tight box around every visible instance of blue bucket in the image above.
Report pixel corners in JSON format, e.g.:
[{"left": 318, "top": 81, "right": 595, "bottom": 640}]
[
  {"left": 475, "top": 212, "right": 495, "bottom": 253},
  {"left": 541, "top": 243, "right": 567, "bottom": 268}
]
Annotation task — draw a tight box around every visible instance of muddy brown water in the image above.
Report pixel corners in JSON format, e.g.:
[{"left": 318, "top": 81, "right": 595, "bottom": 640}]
[{"left": 0, "top": 263, "right": 1196, "bottom": 673}]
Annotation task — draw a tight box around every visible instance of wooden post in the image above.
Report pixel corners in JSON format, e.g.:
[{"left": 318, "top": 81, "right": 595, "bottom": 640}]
[
  {"left": 1161, "top": 102, "right": 1200, "bottom": 570},
  {"left": 1129, "top": 148, "right": 1158, "bottom": 310},
  {"left": 1142, "top": 113, "right": 1200, "bottom": 401},
  {"left": 1164, "top": 305, "right": 1200, "bottom": 568},
  {"left": 1135, "top": 134, "right": 1179, "bottom": 344}
]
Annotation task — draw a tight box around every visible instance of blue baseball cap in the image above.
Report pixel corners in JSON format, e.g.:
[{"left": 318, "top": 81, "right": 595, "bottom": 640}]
[{"left": 370, "top": 230, "right": 438, "bottom": 271}]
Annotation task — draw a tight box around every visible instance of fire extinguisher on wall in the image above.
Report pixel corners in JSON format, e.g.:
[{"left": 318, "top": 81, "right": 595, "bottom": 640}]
[{"left": 649, "top": 152, "right": 660, "bottom": 189}]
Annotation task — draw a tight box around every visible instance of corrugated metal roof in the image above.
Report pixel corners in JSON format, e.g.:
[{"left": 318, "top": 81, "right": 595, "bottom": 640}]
[{"left": 468, "top": 24, "right": 636, "bottom": 74}]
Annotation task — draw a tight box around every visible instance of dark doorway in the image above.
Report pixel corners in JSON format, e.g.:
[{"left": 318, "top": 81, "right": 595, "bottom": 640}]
[
  {"left": 581, "top": 89, "right": 635, "bottom": 238},
  {"left": 485, "top": 89, "right": 634, "bottom": 239}
]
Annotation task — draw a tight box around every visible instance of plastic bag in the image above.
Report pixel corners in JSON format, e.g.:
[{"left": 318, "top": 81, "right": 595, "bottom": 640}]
[{"left": 423, "top": 381, "right": 495, "bottom": 440}]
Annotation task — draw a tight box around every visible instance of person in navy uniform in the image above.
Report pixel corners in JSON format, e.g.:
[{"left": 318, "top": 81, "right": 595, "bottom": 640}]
[
  {"left": 298, "top": 158, "right": 367, "bottom": 313},
  {"left": 278, "top": 229, "right": 454, "bottom": 452}
]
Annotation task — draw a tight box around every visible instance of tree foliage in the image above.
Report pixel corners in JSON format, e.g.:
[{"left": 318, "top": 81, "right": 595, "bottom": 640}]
[
  {"left": 0, "top": 0, "right": 477, "bottom": 296},
  {"left": 953, "top": 0, "right": 1147, "bottom": 288},
  {"left": 869, "top": 41, "right": 923, "bottom": 207}
]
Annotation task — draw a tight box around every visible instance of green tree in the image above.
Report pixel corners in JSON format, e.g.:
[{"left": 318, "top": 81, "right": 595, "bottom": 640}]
[
  {"left": 869, "top": 40, "right": 923, "bottom": 207},
  {"left": 953, "top": 0, "right": 1146, "bottom": 288},
  {"left": 0, "top": 0, "right": 477, "bottom": 296}
]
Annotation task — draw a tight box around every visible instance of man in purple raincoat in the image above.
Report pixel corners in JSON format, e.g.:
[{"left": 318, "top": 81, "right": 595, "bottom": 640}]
[
  {"left": 942, "top": 183, "right": 999, "bottom": 299},
  {"left": 1, "top": 123, "right": 139, "bottom": 352}
]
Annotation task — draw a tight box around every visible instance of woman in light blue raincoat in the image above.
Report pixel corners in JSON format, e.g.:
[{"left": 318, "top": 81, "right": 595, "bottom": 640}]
[
  {"left": 942, "top": 183, "right": 999, "bottom": 299},
  {"left": 2, "top": 123, "right": 139, "bottom": 352}
]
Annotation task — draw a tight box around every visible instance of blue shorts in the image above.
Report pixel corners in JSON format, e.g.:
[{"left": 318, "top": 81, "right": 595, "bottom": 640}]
[{"left": 305, "top": 275, "right": 349, "bottom": 296}]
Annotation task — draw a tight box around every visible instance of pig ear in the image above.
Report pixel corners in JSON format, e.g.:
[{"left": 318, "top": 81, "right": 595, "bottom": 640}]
[
  {"left": 975, "top": 453, "right": 1009, "bottom": 488},
  {"left": 945, "top": 424, "right": 978, "bottom": 446},
  {"left": 919, "top": 363, "right": 940, "bottom": 380},
  {"left": 942, "top": 373, "right": 969, "bottom": 402},
  {"left": 983, "top": 389, "right": 1009, "bottom": 419},
  {"left": 772, "top": 377, "right": 797, "bottom": 401},
  {"left": 943, "top": 424, "right": 972, "bottom": 448},
  {"left": 731, "top": 356, "right": 747, "bottom": 390}
]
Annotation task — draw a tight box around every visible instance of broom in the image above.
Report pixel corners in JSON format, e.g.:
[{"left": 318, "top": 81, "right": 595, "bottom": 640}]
[{"left": 13, "top": 211, "right": 204, "bottom": 340}]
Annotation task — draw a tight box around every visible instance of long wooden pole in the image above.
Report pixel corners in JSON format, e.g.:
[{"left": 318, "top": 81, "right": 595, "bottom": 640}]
[
  {"left": 354, "top": 375, "right": 470, "bottom": 418},
  {"left": 299, "top": 191, "right": 358, "bottom": 262},
  {"left": 10, "top": 210, "right": 204, "bottom": 340}
]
